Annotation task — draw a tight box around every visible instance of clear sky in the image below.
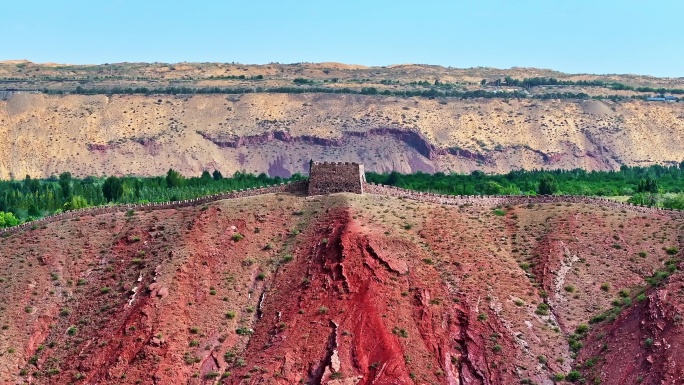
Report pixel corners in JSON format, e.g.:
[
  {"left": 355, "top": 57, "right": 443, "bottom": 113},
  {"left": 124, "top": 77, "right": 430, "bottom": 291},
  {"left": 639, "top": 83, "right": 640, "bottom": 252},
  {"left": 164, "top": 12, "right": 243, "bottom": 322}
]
[{"left": 2, "top": 0, "right": 682, "bottom": 77}]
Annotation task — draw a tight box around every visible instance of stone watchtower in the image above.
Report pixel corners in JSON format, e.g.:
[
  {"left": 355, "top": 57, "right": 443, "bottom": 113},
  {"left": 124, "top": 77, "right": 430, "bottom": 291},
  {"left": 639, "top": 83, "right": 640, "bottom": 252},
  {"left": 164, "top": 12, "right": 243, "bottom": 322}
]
[{"left": 307, "top": 161, "right": 366, "bottom": 195}]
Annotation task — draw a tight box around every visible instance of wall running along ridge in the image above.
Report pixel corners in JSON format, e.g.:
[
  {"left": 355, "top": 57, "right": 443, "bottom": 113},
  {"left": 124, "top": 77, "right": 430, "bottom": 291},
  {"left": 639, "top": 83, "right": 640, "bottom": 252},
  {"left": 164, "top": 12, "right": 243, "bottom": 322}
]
[
  {"left": 1, "top": 179, "right": 683, "bottom": 237},
  {"left": 307, "top": 162, "right": 366, "bottom": 195},
  {"left": 0, "top": 181, "right": 307, "bottom": 236}
]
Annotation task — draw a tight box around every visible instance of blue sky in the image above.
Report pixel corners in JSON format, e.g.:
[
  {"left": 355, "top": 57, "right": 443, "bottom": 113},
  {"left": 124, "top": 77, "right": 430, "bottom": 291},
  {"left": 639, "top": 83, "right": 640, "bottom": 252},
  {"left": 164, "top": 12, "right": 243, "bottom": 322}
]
[{"left": 2, "top": 0, "right": 682, "bottom": 77}]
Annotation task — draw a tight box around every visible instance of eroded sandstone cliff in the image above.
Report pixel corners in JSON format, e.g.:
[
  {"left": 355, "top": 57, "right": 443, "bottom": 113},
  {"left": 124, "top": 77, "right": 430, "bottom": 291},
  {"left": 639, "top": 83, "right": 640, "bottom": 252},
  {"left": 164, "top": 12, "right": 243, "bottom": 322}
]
[{"left": 1, "top": 93, "right": 683, "bottom": 178}]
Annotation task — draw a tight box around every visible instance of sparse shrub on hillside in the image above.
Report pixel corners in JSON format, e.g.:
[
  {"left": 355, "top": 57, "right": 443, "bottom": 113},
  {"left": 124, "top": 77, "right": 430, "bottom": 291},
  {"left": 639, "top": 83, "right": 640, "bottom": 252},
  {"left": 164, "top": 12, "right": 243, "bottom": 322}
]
[
  {"left": 204, "top": 372, "right": 220, "bottom": 379},
  {"left": 566, "top": 371, "right": 582, "bottom": 382},
  {"left": 235, "top": 326, "right": 253, "bottom": 336},
  {"left": 183, "top": 352, "right": 201, "bottom": 364},
  {"left": 536, "top": 303, "right": 550, "bottom": 315},
  {"left": 231, "top": 233, "right": 244, "bottom": 242},
  {"left": 665, "top": 246, "right": 679, "bottom": 255}
]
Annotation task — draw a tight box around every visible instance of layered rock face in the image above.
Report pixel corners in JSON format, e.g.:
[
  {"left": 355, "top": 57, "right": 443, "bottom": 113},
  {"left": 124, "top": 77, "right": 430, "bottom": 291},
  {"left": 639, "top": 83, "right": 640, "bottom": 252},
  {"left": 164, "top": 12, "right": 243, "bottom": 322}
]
[{"left": 1, "top": 93, "right": 683, "bottom": 178}]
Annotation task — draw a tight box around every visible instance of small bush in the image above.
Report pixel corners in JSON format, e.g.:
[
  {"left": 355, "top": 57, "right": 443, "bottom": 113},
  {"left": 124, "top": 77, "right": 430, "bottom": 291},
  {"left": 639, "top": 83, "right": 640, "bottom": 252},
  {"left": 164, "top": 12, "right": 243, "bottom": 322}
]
[
  {"left": 477, "top": 313, "right": 488, "bottom": 321},
  {"left": 638, "top": 251, "right": 648, "bottom": 258},
  {"left": 665, "top": 246, "right": 679, "bottom": 255},
  {"left": 282, "top": 254, "right": 294, "bottom": 263},
  {"left": 575, "top": 323, "right": 589, "bottom": 335},
  {"left": 231, "top": 233, "right": 244, "bottom": 242},
  {"left": 183, "top": 352, "right": 201, "bottom": 364},
  {"left": 536, "top": 303, "right": 550, "bottom": 315},
  {"left": 235, "top": 327, "right": 253, "bottom": 336},
  {"left": 67, "top": 326, "right": 77, "bottom": 336},
  {"left": 492, "top": 209, "right": 506, "bottom": 216},
  {"left": 564, "top": 285, "right": 575, "bottom": 293},
  {"left": 492, "top": 344, "right": 502, "bottom": 353},
  {"left": 205, "top": 371, "right": 221, "bottom": 379},
  {"left": 225, "top": 311, "right": 236, "bottom": 319},
  {"left": 318, "top": 306, "right": 329, "bottom": 315},
  {"left": 566, "top": 370, "right": 582, "bottom": 382}
]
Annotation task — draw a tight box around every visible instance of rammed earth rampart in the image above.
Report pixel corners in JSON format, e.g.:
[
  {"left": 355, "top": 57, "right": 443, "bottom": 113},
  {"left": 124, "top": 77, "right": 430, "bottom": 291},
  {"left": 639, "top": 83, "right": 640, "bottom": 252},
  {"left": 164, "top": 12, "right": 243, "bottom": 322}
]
[
  {"left": 307, "top": 162, "right": 366, "bottom": 195},
  {"left": 2, "top": 177, "right": 683, "bottom": 237}
]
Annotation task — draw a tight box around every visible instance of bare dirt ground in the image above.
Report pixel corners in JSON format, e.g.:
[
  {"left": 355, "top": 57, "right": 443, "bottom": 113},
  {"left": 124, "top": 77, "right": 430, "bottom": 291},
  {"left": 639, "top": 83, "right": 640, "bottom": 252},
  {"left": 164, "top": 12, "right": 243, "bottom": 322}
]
[{"left": 0, "top": 192, "right": 681, "bottom": 384}]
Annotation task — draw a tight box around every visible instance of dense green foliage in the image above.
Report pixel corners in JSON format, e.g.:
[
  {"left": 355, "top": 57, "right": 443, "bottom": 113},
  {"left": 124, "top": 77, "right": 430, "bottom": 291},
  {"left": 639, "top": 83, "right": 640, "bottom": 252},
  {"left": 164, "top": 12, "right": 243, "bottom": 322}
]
[
  {"left": 2, "top": 163, "right": 683, "bottom": 228},
  {"left": 366, "top": 163, "right": 684, "bottom": 208},
  {"left": 503, "top": 76, "right": 684, "bottom": 96},
  {"left": 0, "top": 170, "right": 303, "bottom": 226}
]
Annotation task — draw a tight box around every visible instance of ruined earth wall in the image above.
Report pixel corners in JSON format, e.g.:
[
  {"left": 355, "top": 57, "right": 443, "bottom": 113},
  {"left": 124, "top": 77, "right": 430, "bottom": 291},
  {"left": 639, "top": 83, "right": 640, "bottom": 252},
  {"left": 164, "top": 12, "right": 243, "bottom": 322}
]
[
  {"left": 3, "top": 177, "right": 683, "bottom": 237},
  {"left": 363, "top": 183, "right": 684, "bottom": 219},
  {"left": 307, "top": 162, "right": 365, "bottom": 195},
  {"left": 0, "top": 181, "right": 307, "bottom": 237}
]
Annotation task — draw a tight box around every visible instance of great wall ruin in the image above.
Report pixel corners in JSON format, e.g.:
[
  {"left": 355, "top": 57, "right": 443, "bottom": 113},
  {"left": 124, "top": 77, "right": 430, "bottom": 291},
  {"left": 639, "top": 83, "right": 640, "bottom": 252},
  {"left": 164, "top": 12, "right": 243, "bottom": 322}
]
[{"left": 1, "top": 161, "right": 682, "bottom": 237}]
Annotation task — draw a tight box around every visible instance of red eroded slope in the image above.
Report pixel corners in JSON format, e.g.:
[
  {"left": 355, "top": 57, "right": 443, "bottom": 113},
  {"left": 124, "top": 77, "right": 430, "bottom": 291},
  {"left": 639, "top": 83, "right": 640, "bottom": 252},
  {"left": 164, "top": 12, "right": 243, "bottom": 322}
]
[
  {"left": 577, "top": 265, "right": 684, "bottom": 385},
  {"left": 2, "top": 194, "right": 683, "bottom": 385},
  {"left": 224, "top": 207, "right": 516, "bottom": 385}
]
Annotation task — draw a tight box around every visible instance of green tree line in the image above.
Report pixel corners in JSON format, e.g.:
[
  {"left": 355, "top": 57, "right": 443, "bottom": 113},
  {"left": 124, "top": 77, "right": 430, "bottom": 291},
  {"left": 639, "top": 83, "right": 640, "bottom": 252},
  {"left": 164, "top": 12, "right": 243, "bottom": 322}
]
[
  {"left": 31, "top": 85, "right": 648, "bottom": 101},
  {"left": 501, "top": 76, "right": 684, "bottom": 96},
  {"left": 0, "top": 170, "right": 304, "bottom": 227},
  {"left": 366, "top": 163, "right": 684, "bottom": 209}
]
